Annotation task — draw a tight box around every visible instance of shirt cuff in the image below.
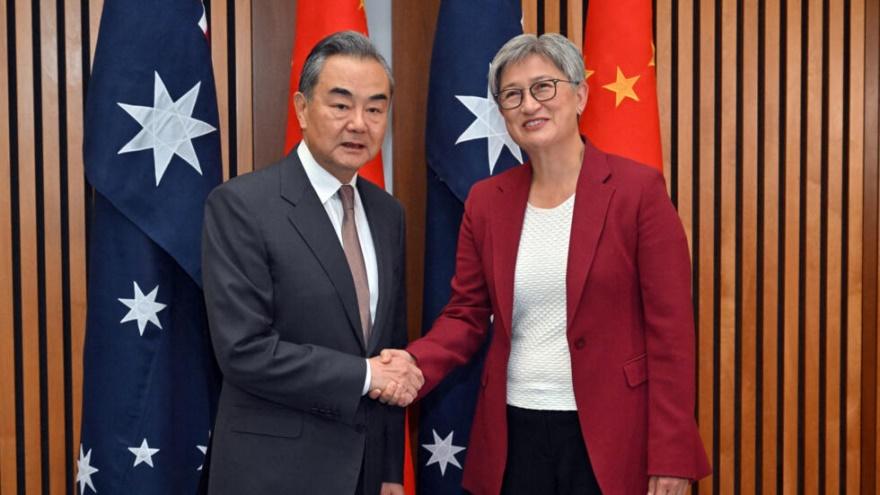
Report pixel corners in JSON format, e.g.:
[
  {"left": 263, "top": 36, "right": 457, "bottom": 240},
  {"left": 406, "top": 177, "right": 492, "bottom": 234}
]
[{"left": 362, "top": 358, "right": 372, "bottom": 396}]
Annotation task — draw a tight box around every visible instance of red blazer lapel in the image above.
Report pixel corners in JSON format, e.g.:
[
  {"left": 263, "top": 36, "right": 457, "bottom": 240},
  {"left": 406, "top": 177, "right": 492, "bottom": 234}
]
[
  {"left": 489, "top": 165, "right": 531, "bottom": 336},
  {"left": 566, "top": 143, "right": 615, "bottom": 328}
]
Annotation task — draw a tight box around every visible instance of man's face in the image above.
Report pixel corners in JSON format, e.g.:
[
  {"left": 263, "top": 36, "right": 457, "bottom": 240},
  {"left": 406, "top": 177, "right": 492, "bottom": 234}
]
[{"left": 294, "top": 55, "right": 391, "bottom": 183}]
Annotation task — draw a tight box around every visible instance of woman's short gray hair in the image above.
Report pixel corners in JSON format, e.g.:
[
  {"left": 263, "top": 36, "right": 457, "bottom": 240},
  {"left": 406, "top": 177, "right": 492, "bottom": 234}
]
[
  {"left": 299, "top": 31, "right": 394, "bottom": 99},
  {"left": 488, "top": 33, "right": 584, "bottom": 96}
]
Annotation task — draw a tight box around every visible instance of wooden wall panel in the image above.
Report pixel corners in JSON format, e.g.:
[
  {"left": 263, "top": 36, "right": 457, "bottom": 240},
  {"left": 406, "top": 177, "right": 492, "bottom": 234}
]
[
  {"left": 641, "top": 0, "right": 873, "bottom": 491},
  {"left": 233, "top": 0, "right": 253, "bottom": 175},
  {"left": 392, "top": 0, "right": 440, "bottom": 345},
  {"left": 251, "top": 1, "right": 295, "bottom": 170}
]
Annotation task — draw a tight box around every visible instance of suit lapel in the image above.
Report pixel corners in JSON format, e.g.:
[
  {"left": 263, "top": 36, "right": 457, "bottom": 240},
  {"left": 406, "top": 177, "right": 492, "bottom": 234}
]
[
  {"left": 566, "top": 142, "right": 614, "bottom": 327},
  {"left": 491, "top": 165, "right": 531, "bottom": 336},
  {"left": 358, "top": 182, "right": 392, "bottom": 354},
  {"left": 280, "top": 154, "right": 367, "bottom": 351}
]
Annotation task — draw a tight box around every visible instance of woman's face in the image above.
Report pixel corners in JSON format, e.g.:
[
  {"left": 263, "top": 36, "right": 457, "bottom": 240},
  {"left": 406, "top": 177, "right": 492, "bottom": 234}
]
[{"left": 497, "top": 54, "right": 587, "bottom": 153}]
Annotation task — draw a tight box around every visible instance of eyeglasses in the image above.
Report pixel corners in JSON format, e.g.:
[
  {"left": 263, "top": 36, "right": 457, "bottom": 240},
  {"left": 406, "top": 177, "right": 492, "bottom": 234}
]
[{"left": 494, "top": 78, "right": 578, "bottom": 110}]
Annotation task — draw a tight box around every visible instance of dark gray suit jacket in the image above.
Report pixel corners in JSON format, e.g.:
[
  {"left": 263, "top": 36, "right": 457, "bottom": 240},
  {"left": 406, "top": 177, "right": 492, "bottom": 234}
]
[{"left": 201, "top": 150, "right": 406, "bottom": 494}]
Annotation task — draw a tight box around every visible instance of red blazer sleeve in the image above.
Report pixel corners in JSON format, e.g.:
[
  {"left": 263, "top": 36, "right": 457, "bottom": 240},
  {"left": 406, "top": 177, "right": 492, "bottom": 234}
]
[
  {"left": 407, "top": 189, "right": 493, "bottom": 396},
  {"left": 638, "top": 172, "right": 711, "bottom": 479}
]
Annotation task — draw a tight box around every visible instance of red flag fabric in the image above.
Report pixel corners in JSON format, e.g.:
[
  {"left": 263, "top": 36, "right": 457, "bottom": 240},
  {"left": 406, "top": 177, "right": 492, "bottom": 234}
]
[
  {"left": 579, "top": 0, "right": 662, "bottom": 171},
  {"left": 284, "top": 0, "right": 386, "bottom": 187},
  {"left": 403, "top": 412, "right": 416, "bottom": 495}
]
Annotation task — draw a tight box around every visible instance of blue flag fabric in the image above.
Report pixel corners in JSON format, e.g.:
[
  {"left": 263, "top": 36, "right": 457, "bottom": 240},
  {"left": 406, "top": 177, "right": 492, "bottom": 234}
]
[
  {"left": 79, "top": 1, "right": 221, "bottom": 493},
  {"left": 420, "top": 1, "right": 523, "bottom": 493}
]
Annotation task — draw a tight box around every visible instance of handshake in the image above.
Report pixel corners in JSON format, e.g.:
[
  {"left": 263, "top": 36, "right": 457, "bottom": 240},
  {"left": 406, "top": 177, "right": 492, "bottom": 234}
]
[{"left": 367, "top": 349, "right": 423, "bottom": 407}]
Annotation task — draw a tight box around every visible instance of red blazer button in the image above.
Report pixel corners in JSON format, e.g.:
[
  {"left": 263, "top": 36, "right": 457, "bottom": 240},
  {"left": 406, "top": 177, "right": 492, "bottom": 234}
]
[{"left": 574, "top": 338, "right": 585, "bottom": 350}]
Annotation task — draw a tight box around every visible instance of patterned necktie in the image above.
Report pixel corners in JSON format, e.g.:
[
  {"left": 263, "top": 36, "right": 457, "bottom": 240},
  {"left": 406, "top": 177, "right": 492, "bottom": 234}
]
[{"left": 338, "top": 185, "right": 371, "bottom": 342}]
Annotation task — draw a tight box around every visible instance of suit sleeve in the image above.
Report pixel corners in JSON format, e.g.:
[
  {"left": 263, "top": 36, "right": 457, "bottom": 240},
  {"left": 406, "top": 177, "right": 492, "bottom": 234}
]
[
  {"left": 382, "top": 203, "right": 407, "bottom": 483},
  {"left": 202, "top": 184, "right": 365, "bottom": 425},
  {"left": 407, "top": 190, "right": 493, "bottom": 396},
  {"left": 637, "top": 173, "right": 711, "bottom": 479}
]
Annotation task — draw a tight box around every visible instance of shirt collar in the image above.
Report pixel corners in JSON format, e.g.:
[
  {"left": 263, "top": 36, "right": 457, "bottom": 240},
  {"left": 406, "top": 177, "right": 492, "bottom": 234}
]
[{"left": 297, "top": 141, "right": 358, "bottom": 205}]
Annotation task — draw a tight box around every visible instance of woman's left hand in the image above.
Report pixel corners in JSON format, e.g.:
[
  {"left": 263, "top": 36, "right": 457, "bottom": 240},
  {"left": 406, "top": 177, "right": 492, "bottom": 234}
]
[{"left": 647, "top": 475, "right": 689, "bottom": 495}]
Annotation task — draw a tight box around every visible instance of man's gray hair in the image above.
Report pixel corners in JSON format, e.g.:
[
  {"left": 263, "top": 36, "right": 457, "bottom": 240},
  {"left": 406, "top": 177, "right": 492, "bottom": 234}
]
[
  {"left": 488, "top": 33, "right": 584, "bottom": 96},
  {"left": 299, "top": 30, "right": 394, "bottom": 98}
]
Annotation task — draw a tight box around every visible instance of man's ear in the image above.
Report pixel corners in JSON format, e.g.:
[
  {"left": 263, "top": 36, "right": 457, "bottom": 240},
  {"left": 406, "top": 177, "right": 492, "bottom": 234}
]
[{"left": 293, "top": 92, "right": 308, "bottom": 130}]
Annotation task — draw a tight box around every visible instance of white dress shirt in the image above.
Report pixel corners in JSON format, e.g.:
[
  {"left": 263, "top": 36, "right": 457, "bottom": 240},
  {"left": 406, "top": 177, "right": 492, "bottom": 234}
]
[{"left": 297, "top": 142, "right": 379, "bottom": 395}]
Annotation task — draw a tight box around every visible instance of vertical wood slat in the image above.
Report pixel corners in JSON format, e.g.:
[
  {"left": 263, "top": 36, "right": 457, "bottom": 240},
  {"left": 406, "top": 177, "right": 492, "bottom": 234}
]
[
  {"left": 846, "top": 1, "right": 865, "bottom": 489},
  {"left": 695, "top": 0, "right": 716, "bottom": 491},
  {"left": 675, "top": 0, "right": 693, "bottom": 253},
  {"left": 867, "top": 0, "right": 880, "bottom": 489},
  {"left": 740, "top": 0, "right": 759, "bottom": 492},
  {"left": 714, "top": 0, "right": 740, "bottom": 493},
  {"left": 89, "top": 0, "right": 100, "bottom": 68},
  {"left": 0, "top": 0, "right": 18, "bottom": 492},
  {"left": 522, "top": 0, "right": 538, "bottom": 34},
  {"left": 234, "top": 0, "right": 253, "bottom": 175},
  {"left": 719, "top": 0, "right": 737, "bottom": 491},
  {"left": 783, "top": 1, "right": 803, "bottom": 494},
  {"left": 14, "top": 0, "right": 43, "bottom": 493},
  {"left": 804, "top": 0, "right": 824, "bottom": 490},
  {"left": 655, "top": 0, "right": 671, "bottom": 186},
  {"left": 566, "top": 0, "right": 582, "bottom": 54},
  {"left": 824, "top": 0, "right": 844, "bottom": 491},
  {"left": 761, "top": 1, "right": 782, "bottom": 491},
  {"left": 544, "top": 0, "right": 560, "bottom": 33},
  {"left": 210, "top": 0, "right": 231, "bottom": 181},
  {"left": 37, "top": 0, "right": 65, "bottom": 493},
  {"left": 64, "top": 0, "right": 87, "bottom": 484}
]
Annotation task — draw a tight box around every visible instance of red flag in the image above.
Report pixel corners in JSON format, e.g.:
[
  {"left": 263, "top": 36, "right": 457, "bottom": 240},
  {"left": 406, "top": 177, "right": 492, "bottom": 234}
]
[
  {"left": 403, "top": 412, "right": 416, "bottom": 495},
  {"left": 579, "top": 0, "right": 662, "bottom": 171},
  {"left": 284, "top": 0, "right": 386, "bottom": 187}
]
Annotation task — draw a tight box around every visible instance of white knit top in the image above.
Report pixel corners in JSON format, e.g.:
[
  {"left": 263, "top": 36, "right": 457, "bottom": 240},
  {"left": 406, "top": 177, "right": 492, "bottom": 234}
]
[{"left": 506, "top": 194, "right": 577, "bottom": 410}]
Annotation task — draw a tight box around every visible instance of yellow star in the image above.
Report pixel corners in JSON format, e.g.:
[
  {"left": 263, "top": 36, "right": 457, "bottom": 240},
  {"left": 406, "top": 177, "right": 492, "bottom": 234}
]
[
  {"left": 358, "top": 0, "right": 365, "bottom": 9},
  {"left": 602, "top": 67, "right": 640, "bottom": 107},
  {"left": 584, "top": 68, "right": 595, "bottom": 81},
  {"left": 649, "top": 42, "right": 655, "bottom": 67}
]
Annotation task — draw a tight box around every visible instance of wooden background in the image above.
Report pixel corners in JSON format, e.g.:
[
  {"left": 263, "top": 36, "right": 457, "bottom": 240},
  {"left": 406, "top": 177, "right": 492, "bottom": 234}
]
[{"left": 0, "top": 0, "right": 878, "bottom": 493}]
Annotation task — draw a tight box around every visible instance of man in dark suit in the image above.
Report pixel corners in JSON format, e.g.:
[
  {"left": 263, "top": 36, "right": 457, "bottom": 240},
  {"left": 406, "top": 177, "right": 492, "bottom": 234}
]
[{"left": 201, "top": 31, "right": 421, "bottom": 495}]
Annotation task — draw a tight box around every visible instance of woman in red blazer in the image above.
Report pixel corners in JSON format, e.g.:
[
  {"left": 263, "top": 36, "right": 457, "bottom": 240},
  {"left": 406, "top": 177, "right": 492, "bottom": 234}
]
[{"left": 382, "top": 33, "right": 710, "bottom": 494}]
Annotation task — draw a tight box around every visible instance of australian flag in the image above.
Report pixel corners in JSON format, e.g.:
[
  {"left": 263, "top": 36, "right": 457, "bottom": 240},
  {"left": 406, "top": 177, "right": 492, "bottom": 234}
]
[
  {"left": 79, "top": 1, "right": 221, "bottom": 493},
  {"left": 419, "top": 1, "right": 523, "bottom": 493}
]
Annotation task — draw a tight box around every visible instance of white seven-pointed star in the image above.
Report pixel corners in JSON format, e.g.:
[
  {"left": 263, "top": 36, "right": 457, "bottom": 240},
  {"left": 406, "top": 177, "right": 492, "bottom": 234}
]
[
  {"left": 128, "top": 438, "right": 160, "bottom": 468},
  {"left": 118, "top": 71, "right": 216, "bottom": 186},
  {"left": 118, "top": 281, "right": 167, "bottom": 336},
  {"left": 422, "top": 429, "right": 466, "bottom": 476},
  {"left": 455, "top": 83, "right": 523, "bottom": 174},
  {"left": 77, "top": 445, "right": 99, "bottom": 493}
]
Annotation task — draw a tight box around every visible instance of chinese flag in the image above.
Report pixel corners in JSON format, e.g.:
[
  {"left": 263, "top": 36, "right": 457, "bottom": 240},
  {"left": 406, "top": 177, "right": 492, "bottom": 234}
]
[
  {"left": 403, "top": 412, "right": 416, "bottom": 495},
  {"left": 579, "top": 0, "right": 662, "bottom": 171},
  {"left": 284, "top": 0, "right": 386, "bottom": 187}
]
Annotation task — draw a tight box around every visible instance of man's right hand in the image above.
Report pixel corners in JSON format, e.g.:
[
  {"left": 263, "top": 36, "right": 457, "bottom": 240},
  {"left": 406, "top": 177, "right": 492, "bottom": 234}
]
[{"left": 368, "top": 349, "right": 423, "bottom": 407}]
